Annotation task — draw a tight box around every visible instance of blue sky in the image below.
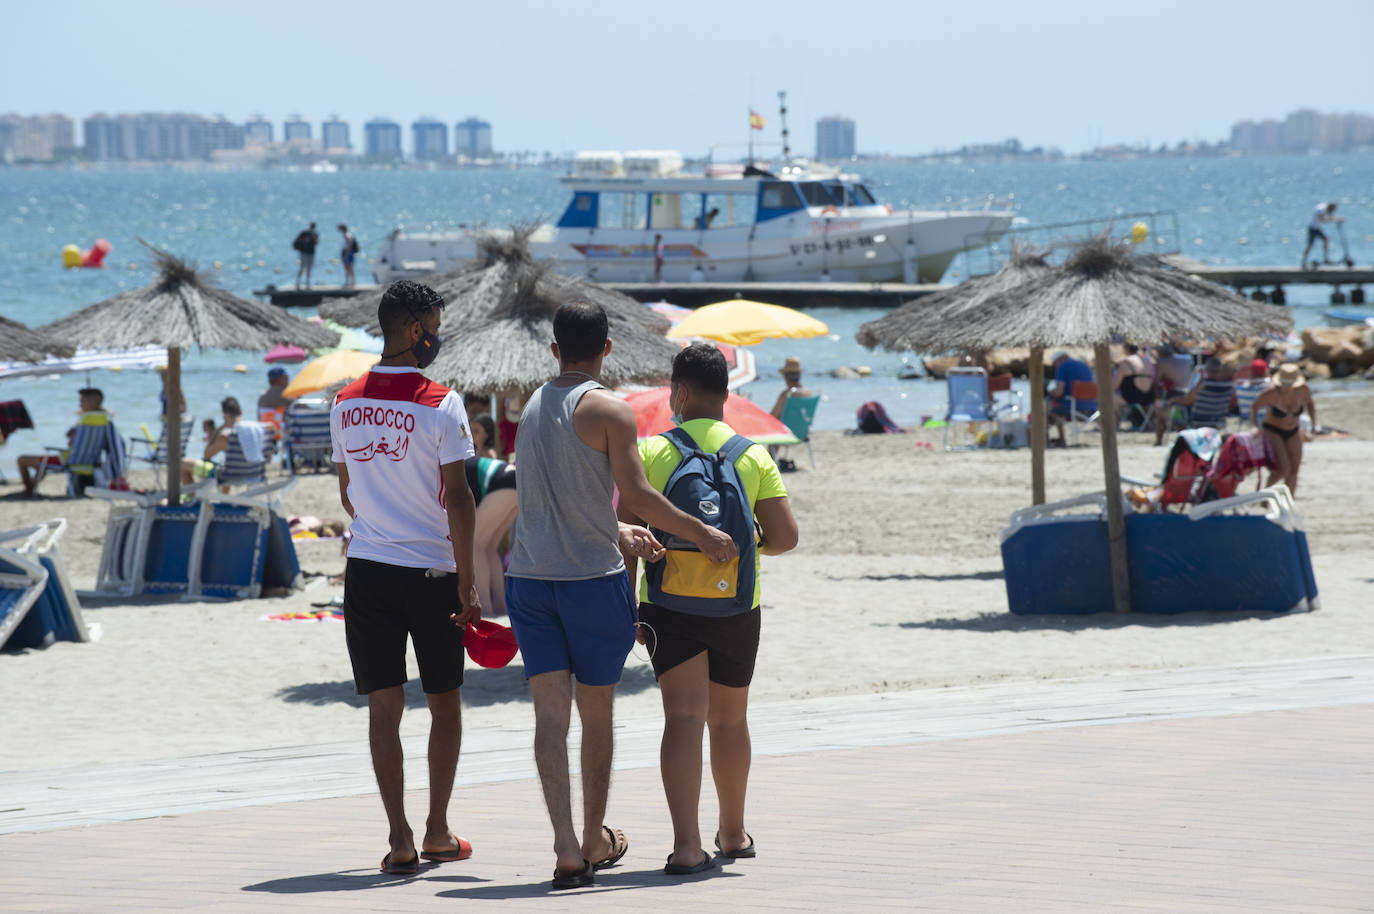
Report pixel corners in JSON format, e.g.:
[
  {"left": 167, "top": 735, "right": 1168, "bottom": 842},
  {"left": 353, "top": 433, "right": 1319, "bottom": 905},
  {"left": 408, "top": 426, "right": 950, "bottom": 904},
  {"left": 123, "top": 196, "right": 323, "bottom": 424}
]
[{"left": 5, "top": 0, "right": 1372, "bottom": 156}]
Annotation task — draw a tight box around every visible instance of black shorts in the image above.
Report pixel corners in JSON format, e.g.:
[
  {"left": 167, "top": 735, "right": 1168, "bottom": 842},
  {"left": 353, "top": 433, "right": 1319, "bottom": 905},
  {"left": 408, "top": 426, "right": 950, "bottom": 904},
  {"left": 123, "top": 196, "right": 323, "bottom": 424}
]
[
  {"left": 1307, "top": 227, "right": 1326, "bottom": 244},
  {"left": 344, "top": 557, "right": 465, "bottom": 695},
  {"left": 1120, "top": 380, "right": 1154, "bottom": 408},
  {"left": 637, "top": 602, "right": 761, "bottom": 689}
]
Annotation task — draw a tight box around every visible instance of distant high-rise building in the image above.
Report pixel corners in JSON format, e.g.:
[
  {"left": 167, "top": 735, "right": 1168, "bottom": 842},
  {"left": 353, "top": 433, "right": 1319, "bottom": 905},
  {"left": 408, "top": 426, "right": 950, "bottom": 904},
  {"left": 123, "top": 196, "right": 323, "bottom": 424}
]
[
  {"left": 321, "top": 116, "right": 350, "bottom": 152},
  {"left": 365, "top": 118, "right": 402, "bottom": 161},
  {"left": 412, "top": 117, "right": 448, "bottom": 161},
  {"left": 0, "top": 113, "right": 75, "bottom": 161},
  {"left": 83, "top": 113, "right": 119, "bottom": 161},
  {"left": 244, "top": 115, "right": 273, "bottom": 145},
  {"left": 283, "top": 115, "right": 311, "bottom": 142},
  {"left": 454, "top": 117, "right": 492, "bottom": 158},
  {"left": 203, "top": 116, "right": 245, "bottom": 155},
  {"left": 816, "top": 115, "right": 856, "bottom": 161}
]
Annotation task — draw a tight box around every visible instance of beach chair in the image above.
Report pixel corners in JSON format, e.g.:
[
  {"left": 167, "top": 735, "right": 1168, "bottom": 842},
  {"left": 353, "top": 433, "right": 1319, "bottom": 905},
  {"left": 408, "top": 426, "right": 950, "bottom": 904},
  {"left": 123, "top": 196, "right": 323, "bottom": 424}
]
[
  {"left": 1186, "top": 378, "right": 1234, "bottom": 430},
  {"left": 1234, "top": 379, "right": 1269, "bottom": 429},
  {"left": 1066, "top": 381, "right": 1100, "bottom": 446},
  {"left": 129, "top": 418, "right": 194, "bottom": 479},
  {"left": 34, "top": 415, "right": 127, "bottom": 496},
  {"left": 0, "top": 520, "right": 89, "bottom": 650},
  {"left": 85, "top": 487, "right": 208, "bottom": 598},
  {"left": 216, "top": 421, "right": 274, "bottom": 489},
  {"left": 777, "top": 394, "right": 820, "bottom": 468},
  {"left": 0, "top": 539, "right": 48, "bottom": 650},
  {"left": 943, "top": 368, "right": 993, "bottom": 451},
  {"left": 282, "top": 402, "right": 333, "bottom": 474}
]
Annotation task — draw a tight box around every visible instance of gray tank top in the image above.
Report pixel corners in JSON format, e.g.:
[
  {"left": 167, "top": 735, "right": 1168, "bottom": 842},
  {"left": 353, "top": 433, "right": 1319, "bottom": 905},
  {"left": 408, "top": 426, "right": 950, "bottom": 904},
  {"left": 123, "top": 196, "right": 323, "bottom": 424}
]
[{"left": 506, "top": 380, "right": 626, "bottom": 581}]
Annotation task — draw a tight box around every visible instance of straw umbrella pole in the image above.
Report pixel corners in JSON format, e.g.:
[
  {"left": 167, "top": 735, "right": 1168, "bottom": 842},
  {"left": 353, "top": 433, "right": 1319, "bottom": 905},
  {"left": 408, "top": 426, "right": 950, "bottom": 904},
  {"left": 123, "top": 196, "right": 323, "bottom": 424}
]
[
  {"left": 0, "top": 316, "right": 77, "bottom": 362},
  {"left": 859, "top": 237, "right": 1292, "bottom": 613},
  {"left": 42, "top": 246, "right": 338, "bottom": 502},
  {"left": 857, "top": 248, "right": 1054, "bottom": 502}
]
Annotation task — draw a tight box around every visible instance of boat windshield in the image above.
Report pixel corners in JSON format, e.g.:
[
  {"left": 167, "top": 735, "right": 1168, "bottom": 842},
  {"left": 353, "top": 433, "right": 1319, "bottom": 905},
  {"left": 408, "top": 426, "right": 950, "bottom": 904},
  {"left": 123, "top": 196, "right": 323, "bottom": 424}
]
[
  {"left": 846, "top": 184, "right": 877, "bottom": 205},
  {"left": 798, "top": 182, "right": 840, "bottom": 207}
]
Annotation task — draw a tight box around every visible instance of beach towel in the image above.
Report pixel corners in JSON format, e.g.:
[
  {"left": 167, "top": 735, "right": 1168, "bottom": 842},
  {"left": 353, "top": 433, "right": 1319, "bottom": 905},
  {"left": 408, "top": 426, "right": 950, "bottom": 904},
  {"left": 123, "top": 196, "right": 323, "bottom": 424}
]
[
  {"left": 233, "top": 420, "right": 267, "bottom": 464},
  {"left": 0, "top": 401, "right": 33, "bottom": 438}
]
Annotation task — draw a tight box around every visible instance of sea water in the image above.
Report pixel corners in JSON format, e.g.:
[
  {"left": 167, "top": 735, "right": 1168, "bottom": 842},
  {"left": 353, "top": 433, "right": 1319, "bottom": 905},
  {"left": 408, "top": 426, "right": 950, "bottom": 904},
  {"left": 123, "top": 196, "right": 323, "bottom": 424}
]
[{"left": 1, "top": 155, "right": 1371, "bottom": 473}]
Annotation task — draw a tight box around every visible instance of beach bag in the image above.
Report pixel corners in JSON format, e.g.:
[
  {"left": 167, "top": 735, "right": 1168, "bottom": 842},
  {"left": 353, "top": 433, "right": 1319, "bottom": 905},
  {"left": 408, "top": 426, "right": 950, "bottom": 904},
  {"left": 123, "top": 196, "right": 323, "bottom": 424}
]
[
  {"left": 856, "top": 400, "right": 902, "bottom": 434},
  {"left": 645, "top": 426, "right": 757, "bottom": 616},
  {"left": 292, "top": 232, "right": 309, "bottom": 252}
]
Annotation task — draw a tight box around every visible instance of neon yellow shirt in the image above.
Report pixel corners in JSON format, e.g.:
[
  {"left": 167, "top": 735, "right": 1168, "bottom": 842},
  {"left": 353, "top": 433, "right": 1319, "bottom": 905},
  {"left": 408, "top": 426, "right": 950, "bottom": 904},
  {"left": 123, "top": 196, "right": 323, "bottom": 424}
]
[{"left": 635, "top": 418, "right": 788, "bottom": 609}]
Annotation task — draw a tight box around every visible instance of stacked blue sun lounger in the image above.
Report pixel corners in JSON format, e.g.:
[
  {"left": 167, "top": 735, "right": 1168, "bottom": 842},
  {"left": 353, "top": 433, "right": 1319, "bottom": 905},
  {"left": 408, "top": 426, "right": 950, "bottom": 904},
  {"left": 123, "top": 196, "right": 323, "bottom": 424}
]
[
  {"left": 85, "top": 479, "right": 300, "bottom": 600},
  {"left": 0, "top": 520, "right": 90, "bottom": 651},
  {"left": 1000, "top": 486, "right": 1318, "bottom": 615}
]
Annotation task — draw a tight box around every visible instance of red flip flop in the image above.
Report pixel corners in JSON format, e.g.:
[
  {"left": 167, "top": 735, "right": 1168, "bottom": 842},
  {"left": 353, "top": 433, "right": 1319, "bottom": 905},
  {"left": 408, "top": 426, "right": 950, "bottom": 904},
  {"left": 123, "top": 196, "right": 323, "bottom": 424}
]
[{"left": 420, "top": 836, "right": 473, "bottom": 863}]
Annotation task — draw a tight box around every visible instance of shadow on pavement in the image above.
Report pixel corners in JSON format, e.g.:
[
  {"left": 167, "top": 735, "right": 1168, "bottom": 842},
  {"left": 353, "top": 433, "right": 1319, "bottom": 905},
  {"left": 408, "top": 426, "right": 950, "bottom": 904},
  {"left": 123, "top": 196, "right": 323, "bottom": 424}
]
[
  {"left": 435, "top": 865, "right": 740, "bottom": 900},
  {"left": 275, "top": 664, "right": 659, "bottom": 709},
  {"left": 242, "top": 864, "right": 491, "bottom": 893}
]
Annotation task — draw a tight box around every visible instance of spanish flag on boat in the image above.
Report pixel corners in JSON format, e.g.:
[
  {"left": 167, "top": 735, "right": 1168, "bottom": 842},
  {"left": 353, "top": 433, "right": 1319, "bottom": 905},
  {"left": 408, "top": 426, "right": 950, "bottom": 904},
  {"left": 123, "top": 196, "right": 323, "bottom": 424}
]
[{"left": 749, "top": 110, "right": 766, "bottom": 130}]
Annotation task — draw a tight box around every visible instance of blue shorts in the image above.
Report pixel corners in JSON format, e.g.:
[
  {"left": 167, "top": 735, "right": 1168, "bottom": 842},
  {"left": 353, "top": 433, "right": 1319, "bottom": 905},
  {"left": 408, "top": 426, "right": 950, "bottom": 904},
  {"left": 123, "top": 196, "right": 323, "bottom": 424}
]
[{"left": 505, "top": 572, "right": 637, "bottom": 685}]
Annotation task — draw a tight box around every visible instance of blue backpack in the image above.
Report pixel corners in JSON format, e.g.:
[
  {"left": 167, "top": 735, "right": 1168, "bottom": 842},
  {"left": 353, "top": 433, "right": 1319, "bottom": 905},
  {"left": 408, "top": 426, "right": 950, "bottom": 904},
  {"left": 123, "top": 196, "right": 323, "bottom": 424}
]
[{"left": 645, "top": 426, "right": 757, "bottom": 617}]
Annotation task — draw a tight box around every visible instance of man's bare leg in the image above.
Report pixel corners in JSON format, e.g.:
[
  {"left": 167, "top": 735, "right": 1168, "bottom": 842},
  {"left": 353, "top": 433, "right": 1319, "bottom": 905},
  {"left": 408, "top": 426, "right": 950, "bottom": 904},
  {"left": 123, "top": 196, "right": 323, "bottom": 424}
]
[
  {"left": 529, "top": 671, "right": 583, "bottom": 873},
  {"left": 657, "top": 653, "right": 710, "bottom": 866},
  {"left": 707, "top": 679, "right": 753, "bottom": 855},
  {"left": 421, "top": 688, "right": 466, "bottom": 854},
  {"left": 368, "top": 685, "right": 414, "bottom": 865},
  {"left": 575, "top": 680, "right": 622, "bottom": 864}
]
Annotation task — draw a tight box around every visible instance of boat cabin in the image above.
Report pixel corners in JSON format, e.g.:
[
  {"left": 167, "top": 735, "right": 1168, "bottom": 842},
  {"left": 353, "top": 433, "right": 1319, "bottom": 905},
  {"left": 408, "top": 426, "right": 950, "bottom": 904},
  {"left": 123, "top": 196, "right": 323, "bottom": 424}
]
[{"left": 555, "top": 175, "right": 882, "bottom": 231}]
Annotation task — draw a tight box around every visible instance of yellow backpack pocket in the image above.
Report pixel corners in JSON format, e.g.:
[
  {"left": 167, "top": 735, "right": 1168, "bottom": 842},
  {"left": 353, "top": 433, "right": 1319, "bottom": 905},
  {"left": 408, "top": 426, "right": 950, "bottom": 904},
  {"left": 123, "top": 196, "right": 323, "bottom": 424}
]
[{"left": 661, "top": 549, "right": 739, "bottom": 600}]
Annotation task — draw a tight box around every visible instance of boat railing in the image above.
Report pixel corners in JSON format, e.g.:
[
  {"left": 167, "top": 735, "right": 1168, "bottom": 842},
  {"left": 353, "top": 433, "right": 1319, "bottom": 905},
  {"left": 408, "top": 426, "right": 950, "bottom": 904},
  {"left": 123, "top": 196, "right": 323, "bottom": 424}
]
[
  {"left": 907, "top": 194, "right": 1016, "bottom": 216},
  {"left": 962, "top": 209, "right": 1181, "bottom": 277}
]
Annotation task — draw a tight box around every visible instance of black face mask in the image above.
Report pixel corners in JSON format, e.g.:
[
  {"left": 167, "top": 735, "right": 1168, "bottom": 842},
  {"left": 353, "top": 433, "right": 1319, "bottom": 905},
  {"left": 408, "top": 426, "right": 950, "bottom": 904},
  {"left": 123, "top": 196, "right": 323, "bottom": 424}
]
[{"left": 411, "top": 329, "right": 442, "bottom": 369}]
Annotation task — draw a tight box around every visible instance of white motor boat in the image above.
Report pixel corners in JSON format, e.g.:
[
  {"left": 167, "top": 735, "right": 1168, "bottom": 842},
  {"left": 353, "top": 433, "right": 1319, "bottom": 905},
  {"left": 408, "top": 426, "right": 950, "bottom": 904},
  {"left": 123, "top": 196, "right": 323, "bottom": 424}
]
[{"left": 374, "top": 151, "right": 1013, "bottom": 285}]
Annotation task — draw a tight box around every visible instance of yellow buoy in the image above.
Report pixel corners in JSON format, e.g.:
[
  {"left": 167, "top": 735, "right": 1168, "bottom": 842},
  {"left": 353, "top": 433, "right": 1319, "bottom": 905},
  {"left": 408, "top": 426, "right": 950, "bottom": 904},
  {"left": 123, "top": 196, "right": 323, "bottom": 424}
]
[
  {"left": 61, "top": 244, "right": 82, "bottom": 268},
  {"left": 256, "top": 260, "right": 265, "bottom": 267},
  {"left": 127, "top": 262, "right": 137, "bottom": 270},
  {"left": 233, "top": 364, "right": 247, "bottom": 373},
  {"left": 242, "top": 264, "right": 250, "bottom": 271},
  {"left": 214, "top": 261, "right": 222, "bottom": 270},
  {"left": 1130, "top": 222, "right": 1148, "bottom": 244},
  {"left": 856, "top": 366, "right": 872, "bottom": 377}
]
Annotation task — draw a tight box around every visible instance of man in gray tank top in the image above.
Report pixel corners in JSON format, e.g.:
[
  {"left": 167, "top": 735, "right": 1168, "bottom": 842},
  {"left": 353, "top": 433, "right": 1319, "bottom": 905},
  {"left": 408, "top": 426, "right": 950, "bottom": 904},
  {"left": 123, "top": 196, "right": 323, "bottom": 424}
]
[{"left": 505, "top": 301, "right": 736, "bottom": 889}]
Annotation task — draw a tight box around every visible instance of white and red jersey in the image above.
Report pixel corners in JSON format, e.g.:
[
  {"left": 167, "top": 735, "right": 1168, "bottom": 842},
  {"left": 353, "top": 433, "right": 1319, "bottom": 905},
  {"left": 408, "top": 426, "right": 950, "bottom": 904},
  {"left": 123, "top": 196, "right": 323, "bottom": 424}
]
[{"left": 331, "top": 366, "right": 474, "bottom": 570}]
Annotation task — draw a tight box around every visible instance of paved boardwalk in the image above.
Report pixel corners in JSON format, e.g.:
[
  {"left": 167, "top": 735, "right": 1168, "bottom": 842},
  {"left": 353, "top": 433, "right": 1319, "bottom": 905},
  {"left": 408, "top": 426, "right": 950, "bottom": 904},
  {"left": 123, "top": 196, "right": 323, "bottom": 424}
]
[{"left": 2, "top": 659, "right": 1372, "bottom": 911}]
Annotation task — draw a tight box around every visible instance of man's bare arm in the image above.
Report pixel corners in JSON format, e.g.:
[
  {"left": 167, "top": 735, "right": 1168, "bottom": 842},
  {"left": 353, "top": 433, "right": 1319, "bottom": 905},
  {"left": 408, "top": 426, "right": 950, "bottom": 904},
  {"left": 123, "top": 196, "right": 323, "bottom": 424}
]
[
  {"left": 440, "top": 460, "right": 481, "bottom": 627},
  {"left": 754, "top": 495, "right": 799, "bottom": 556},
  {"left": 335, "top": 462, "right": 354, "bottom": 518}
]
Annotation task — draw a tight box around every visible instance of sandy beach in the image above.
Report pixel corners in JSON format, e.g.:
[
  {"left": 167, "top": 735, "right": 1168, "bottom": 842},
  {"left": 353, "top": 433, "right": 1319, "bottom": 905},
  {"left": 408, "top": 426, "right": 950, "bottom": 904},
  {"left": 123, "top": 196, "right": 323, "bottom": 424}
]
[{"left": 2, "top": 389, "right": 1372, "bottom": 771}]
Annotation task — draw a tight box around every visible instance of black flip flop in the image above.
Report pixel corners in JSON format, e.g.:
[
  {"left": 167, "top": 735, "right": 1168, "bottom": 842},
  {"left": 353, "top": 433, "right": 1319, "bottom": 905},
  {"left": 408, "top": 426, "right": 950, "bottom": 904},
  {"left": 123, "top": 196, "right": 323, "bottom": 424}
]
[
  {"left": 552, "top": 858, "right": 594, "bottom": 890},
  {"left": 591, "top": 825, "right": 629, "bottom": 870},
  {"left": 663, "top": 850, "right": 716, "bottom": 875},
  {"left": 714, "top": 831, "right": 757, "bottom": 859},
  {"left": 380, "top": 851, "right": 419, "bottom": 875}
]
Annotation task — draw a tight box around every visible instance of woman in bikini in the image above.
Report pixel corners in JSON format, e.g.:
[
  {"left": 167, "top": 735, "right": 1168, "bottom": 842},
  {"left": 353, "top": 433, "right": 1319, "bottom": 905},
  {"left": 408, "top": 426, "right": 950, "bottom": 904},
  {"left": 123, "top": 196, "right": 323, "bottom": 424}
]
[{"left": 1250, "top": 363, "right": 1317, "bottom": 494}]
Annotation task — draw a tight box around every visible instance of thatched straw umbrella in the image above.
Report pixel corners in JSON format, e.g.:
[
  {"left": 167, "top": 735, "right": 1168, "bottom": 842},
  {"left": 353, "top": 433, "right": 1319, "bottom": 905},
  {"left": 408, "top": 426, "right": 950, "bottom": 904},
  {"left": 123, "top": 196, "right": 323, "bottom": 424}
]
[
  {"left": 0, "top": 316, "right": 77, "bottom": 362},
  {"left": 427, "top": 259, "right": 681, "bottom": 396},
  {"left": 863, "top": 236, "right": 1292, "bottom": 613},
  {"left": 41, "top": 246, "right": 339, "bottom": 501}
]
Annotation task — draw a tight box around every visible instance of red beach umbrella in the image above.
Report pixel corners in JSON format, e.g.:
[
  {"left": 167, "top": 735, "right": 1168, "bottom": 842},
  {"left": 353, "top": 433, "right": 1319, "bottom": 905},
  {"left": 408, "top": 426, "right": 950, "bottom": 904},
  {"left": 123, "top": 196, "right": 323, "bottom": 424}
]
[{"left": 624, "top": 387, "right": 799, "bottom": 445}]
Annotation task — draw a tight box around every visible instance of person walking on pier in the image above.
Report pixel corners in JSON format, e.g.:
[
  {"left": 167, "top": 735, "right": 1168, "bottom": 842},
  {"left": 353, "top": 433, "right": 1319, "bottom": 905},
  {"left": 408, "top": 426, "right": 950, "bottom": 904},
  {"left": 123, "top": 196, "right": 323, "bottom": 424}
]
[
  {"left": 293, "top": 222, "right": 319, "bottom": 290},
  {"left": 1302, "top": 202, "right": 1342, "bottom": 268}
]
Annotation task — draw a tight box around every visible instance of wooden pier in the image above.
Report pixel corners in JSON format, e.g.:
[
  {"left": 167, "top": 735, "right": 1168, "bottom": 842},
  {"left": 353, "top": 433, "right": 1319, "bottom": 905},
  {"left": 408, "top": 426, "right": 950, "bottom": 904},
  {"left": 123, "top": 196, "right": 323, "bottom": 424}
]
[
  {"left": 604, "top": 280, "right": 946, "bottom": 309},
  {"left": 251, "top": 284, "right": 379, "bottom": 307},
  {"left": 1162, "top": 255, "right": 1373, "bottom": 302}
]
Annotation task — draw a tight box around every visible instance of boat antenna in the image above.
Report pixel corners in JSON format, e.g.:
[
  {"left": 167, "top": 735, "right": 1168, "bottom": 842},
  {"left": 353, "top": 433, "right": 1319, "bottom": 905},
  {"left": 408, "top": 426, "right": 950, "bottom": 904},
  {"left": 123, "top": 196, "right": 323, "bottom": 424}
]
[{"left": 778, "top": 90, "right": 791, "bottom": 168}]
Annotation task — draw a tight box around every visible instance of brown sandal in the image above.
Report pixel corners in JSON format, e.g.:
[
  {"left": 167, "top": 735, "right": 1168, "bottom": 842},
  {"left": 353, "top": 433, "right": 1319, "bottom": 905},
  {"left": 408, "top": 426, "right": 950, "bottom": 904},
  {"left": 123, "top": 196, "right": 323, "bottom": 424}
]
[{"left": 591, "top": 825, "right": 629, "bottom": 870}]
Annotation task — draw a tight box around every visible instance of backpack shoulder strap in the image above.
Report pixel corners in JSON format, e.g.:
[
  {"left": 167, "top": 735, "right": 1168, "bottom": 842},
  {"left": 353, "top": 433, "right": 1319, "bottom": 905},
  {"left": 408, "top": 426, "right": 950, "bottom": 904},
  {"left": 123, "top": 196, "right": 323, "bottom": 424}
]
[
  {"left": 658, "top": 425, "right": 700, "bottom": 459},
  {"left": 717, "top": 434, "right": 754, "bottom": 465}
]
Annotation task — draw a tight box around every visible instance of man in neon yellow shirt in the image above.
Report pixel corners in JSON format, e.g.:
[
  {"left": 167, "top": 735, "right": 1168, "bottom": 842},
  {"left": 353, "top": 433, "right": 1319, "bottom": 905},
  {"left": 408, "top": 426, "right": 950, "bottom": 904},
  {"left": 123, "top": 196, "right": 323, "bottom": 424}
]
[{"left": 618, "top": 343, "right": 799, "bottom": 874}]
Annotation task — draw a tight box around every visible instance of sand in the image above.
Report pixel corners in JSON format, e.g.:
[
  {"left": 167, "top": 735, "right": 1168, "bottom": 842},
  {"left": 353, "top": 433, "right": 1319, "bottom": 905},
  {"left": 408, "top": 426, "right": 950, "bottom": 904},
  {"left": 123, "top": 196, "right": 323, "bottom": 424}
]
[{"left": 2, "top": 390, "right": 1373, "bottom": 770}]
